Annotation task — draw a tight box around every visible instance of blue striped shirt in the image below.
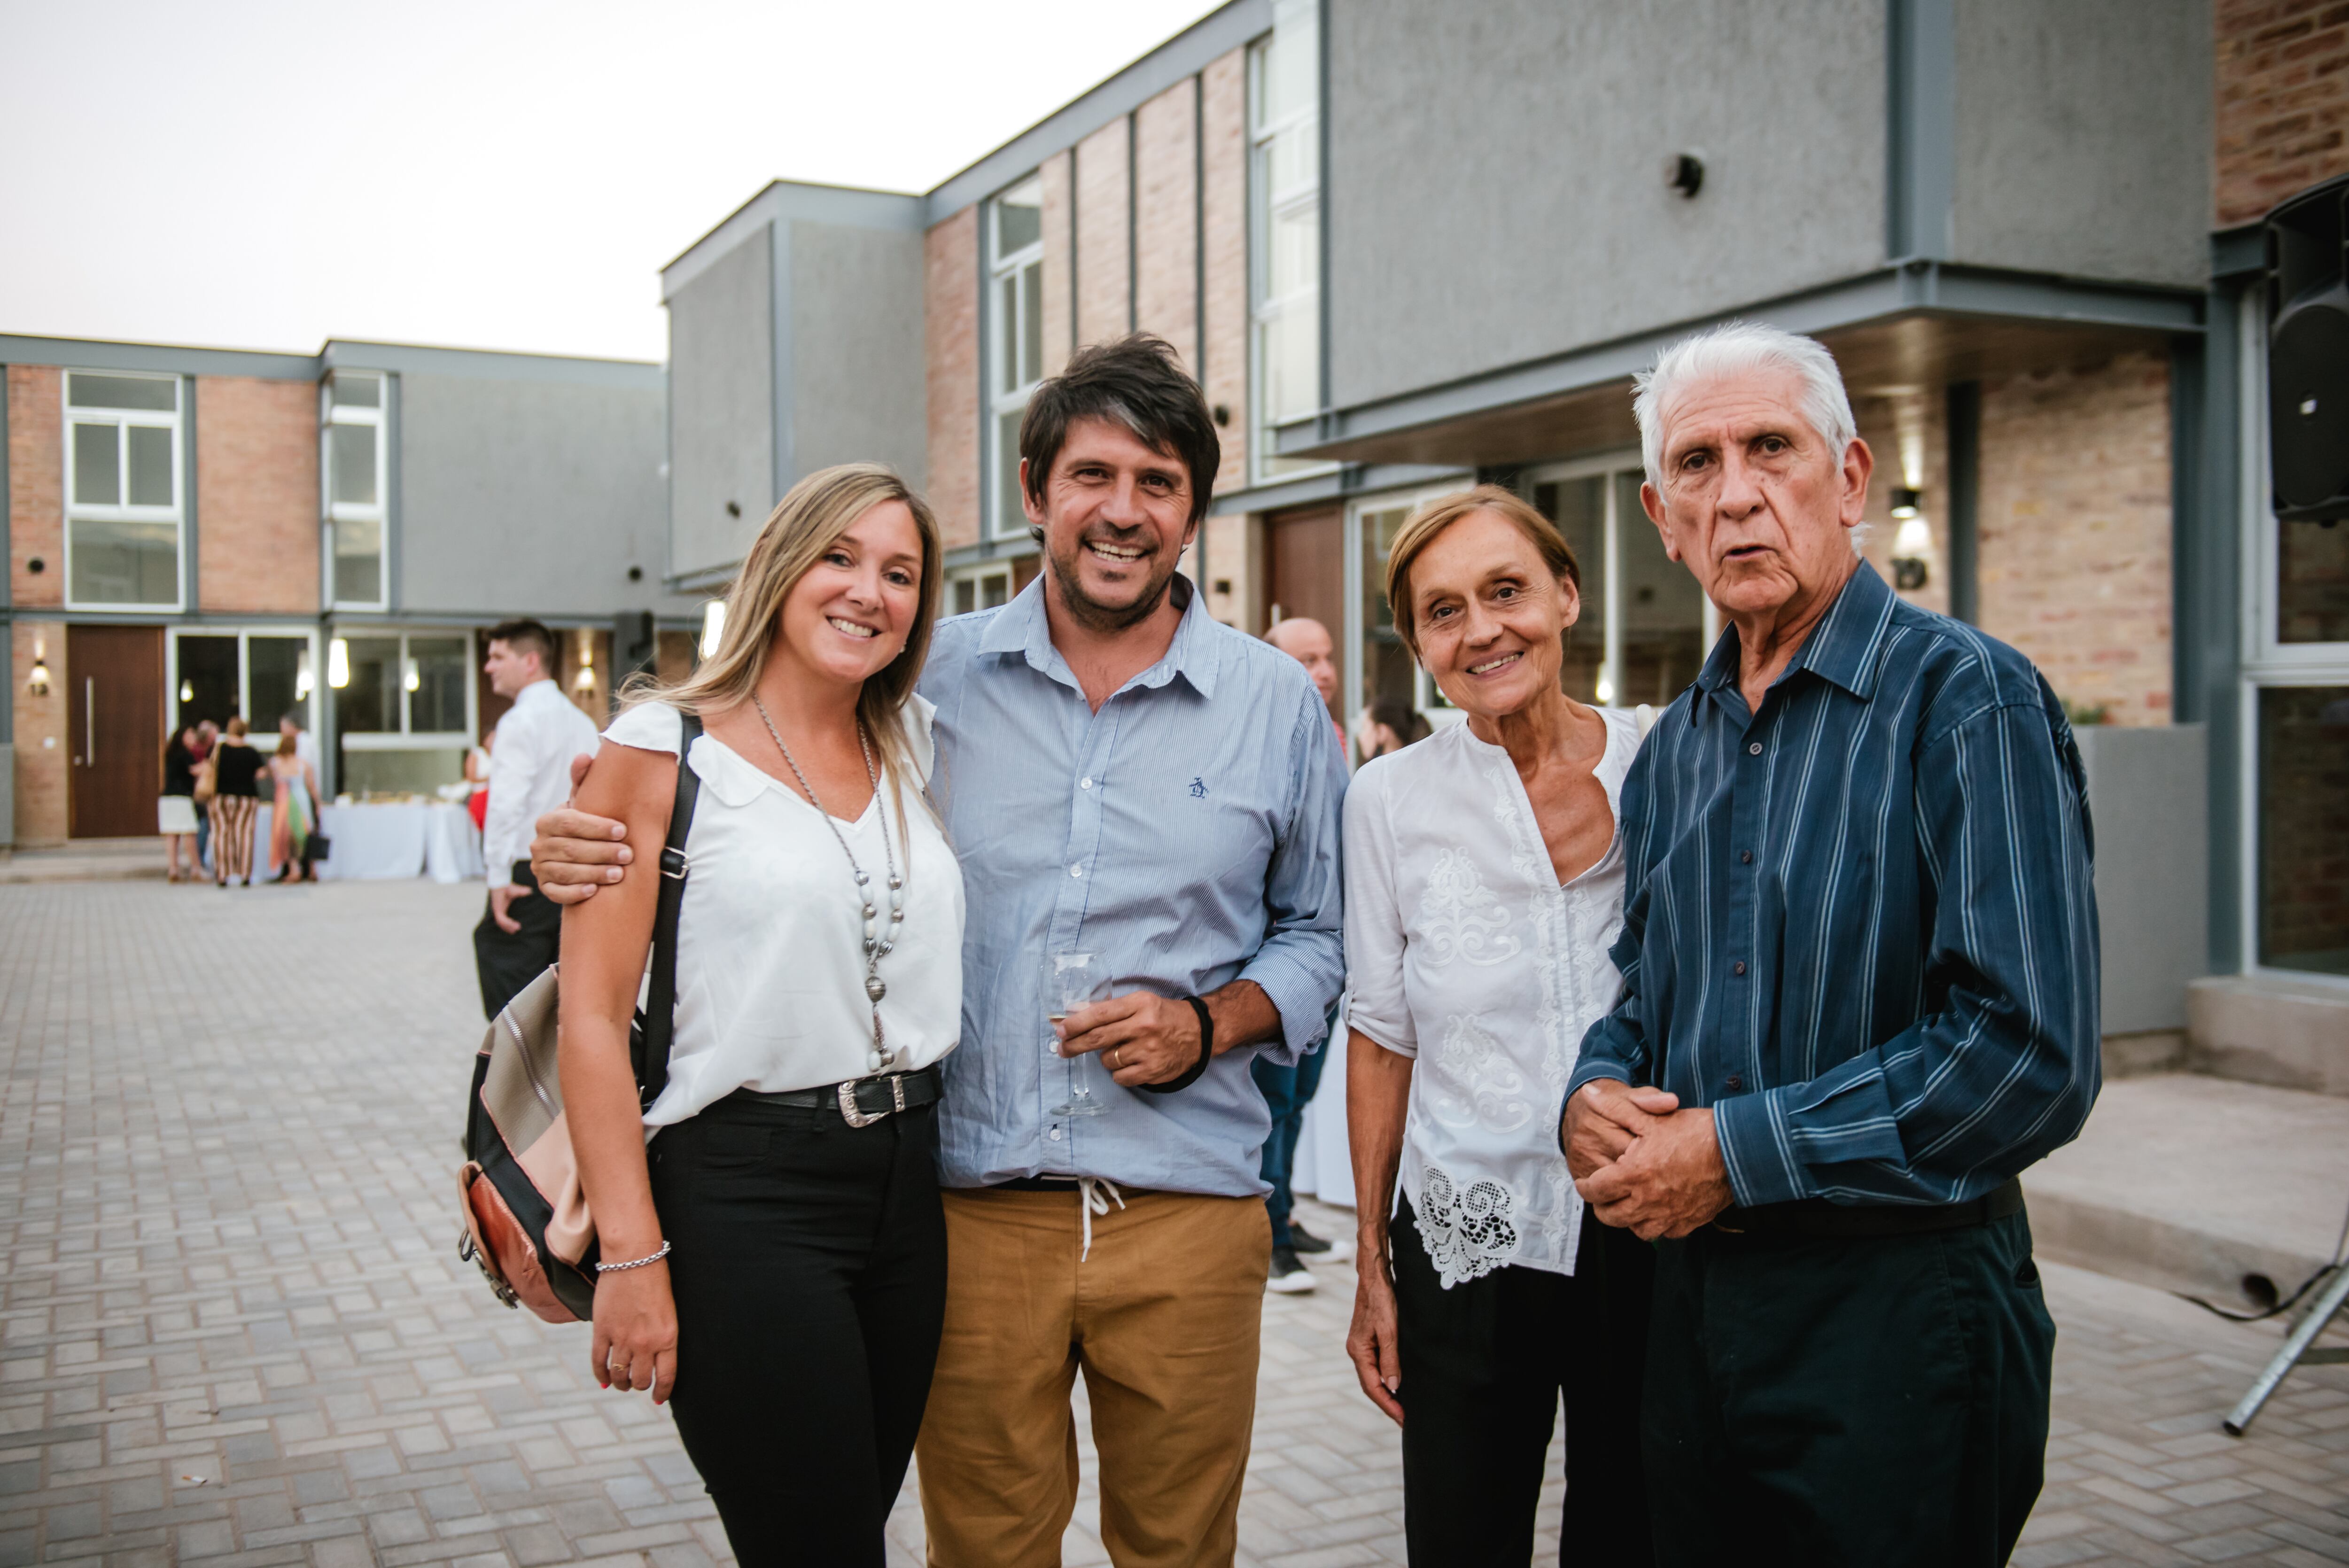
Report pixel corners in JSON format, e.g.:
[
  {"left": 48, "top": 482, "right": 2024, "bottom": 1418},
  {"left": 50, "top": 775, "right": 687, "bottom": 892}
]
[
  {"left": 918, "top": 575, "right": 1348, "bottom": 1196},
  {"left": 1567, "top": 562, "right": 2101, "bottom": 1209}
]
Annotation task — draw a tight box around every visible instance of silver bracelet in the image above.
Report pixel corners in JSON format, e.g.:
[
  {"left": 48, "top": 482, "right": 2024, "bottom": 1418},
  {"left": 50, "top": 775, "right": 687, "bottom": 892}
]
[{"left": 595, "top": 1240, "right": 671, "bottom": 1273}]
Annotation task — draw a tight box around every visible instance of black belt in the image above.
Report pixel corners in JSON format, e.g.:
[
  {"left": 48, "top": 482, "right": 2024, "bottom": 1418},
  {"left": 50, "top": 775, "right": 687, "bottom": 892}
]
[
  {"left": 734, "top": 1065, "right": 941, "bottom": 1129},
  {"left": 1710, "top": 1178, "right": 2024, "bottom": 1240}
]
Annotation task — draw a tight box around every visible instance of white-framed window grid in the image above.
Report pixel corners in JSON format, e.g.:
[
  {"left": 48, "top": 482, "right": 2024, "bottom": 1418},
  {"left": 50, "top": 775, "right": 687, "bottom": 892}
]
[
  {"left": 2233, "top": 293, "right": 2349, "bottom": 985},
  {"left": 949, "top": 564, "right": 1016, "bottom": 618},
  {"left": 62, "top": 370, "right": 185, "bottom": 611},
  {"left": 165, "top": 627, "right": 321, "bottom": 738},
  {"left": 1525, "top": 450, "right": 1723, "bottom": 709},
  {"left": 1248, "top": 1, "right": 1330, "bottom": 488},
  {"left": 1341, "top": 478, "right": 1473, "bottom": 733},
  {"left": 334, "top": 629, "right": 478, "bottom": 748},
  {"left": 988, "top": 176, "right": 1047, "bottom": 538},
  {"left": 324, "top": 372, "right": 390, "bottom": 610}
]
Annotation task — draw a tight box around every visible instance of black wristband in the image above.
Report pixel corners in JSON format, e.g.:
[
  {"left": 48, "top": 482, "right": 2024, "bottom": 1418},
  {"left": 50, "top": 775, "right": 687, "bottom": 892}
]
[{"left": 1142, "top": 995, "right": 1214, "bottom": 1094}]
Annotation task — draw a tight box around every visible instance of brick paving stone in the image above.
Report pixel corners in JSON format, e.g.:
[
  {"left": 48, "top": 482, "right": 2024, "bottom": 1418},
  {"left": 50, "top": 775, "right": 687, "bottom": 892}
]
[{"left": 3, "top": 879, "right": 2346, "bottom": 1565}]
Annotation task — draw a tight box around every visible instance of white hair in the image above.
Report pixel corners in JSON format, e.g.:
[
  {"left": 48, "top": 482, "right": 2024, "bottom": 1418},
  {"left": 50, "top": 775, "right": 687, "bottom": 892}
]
[{"left": 1633, "top": 321, "right": 1857, "bottom": 495}]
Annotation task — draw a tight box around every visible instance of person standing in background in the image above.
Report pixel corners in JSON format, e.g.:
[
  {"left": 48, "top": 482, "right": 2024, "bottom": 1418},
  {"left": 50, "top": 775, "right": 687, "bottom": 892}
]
[
  {"left": 191, "top": 720, "right": 219, "bottom": 874},
  {"left": 266, "top": 730, "right": 323, "bottom": 883},
  {"left": 474, "top": 619, "right": 600, "bottom": 1018},
  {"left": 1258, "top": 615, "right": 1351, "bottom": 1293},
  {"left": 280, "top": 711, "right": 319, "bottom": 781},
  {"left": 208, "top": 718, "right": 266, "bottom": 887},
  {"left": 160, "top": 726, "right": 202, "bottom": 883}
]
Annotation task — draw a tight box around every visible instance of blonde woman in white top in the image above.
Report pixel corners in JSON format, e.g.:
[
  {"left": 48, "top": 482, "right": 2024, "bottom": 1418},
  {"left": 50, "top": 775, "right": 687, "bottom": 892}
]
[
  {"left": 1343, "top": 486, "right": 1669, "bottom": 1564},
  {"left": 560, "top": 464, "right": 962, "bottom": 1567}
]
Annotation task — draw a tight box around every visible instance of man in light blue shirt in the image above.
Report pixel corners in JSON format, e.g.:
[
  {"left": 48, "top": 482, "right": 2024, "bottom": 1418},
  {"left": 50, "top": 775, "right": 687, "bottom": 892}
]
[{"left": 532, "top": 335, "right": 1346, "bottom": 1564}]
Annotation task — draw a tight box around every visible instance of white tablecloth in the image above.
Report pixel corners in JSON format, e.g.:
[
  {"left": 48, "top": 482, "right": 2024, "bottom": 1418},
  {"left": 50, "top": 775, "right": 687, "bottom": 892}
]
[
  {"left": 1291, "top": 1021, "right": 1356, "bottom": 1209},
  {"left": 303, "top": 802, "right": 483, "bottom": 882}
]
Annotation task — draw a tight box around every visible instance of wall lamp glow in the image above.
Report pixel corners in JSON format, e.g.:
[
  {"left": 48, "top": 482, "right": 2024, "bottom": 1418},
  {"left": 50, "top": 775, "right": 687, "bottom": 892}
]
[
  {"left": 573, "top": 640, "right": 597, "bottom": 693},
  {"left": 328, "top": 637, "right": 351, "bottom": 689},
  {"left": 296, "top": 648, "right": 313, "bottom": 700},
  {"left": 1890, "top": 486, "right": 1923, "bottom": 520},
  {"left": 699, "top": 600, "right": 726, "bottom": 660},
  {"left": 180, "top": 679, "right": 194, "bottom": 703},
  {"left": 404, "top": 657, "right": 421, "bottom": 694},
  {"left": 25, "top": 635, "right": 50, "bottom": 696}
]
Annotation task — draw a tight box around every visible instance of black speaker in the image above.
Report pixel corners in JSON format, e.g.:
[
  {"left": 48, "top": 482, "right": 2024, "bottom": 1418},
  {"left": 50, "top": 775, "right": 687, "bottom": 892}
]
[
  {"left": 613, "top": 610, "right": 657, "bottom": 683},
  {"left": 2267, "top": 172, "right": 2349, "bottom": 523}
]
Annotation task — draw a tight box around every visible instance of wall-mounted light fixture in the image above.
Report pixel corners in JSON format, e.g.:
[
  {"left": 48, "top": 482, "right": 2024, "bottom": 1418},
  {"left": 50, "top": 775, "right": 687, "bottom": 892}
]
[
  {"left": 699, "top": 600, "right": 727, "bottom": 660},
  {"left": 295, "top": 648, "right": 314, "bottom": 700},
  {"left": 404, "top": 657, "right": 421, "bottom": 694},
  {"left": 26, "top": 635, "right": 50, "bottom": 696},
  {"left": 180, "top": 679, "right": 194, "bottom": 704},
  {"left": 1889, "top": 486, "right": 1932, "bottom": 590},
  {"left": 573, "top": 637, "right": 596, "bottom": 693},
  {"left": 328, "top": 637, "right": 351, "bottom": 689}
]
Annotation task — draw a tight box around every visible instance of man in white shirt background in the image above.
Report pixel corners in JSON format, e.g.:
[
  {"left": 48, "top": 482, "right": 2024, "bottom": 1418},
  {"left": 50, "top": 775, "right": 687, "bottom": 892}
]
[{"left": 474, "top": 618, "right": 602, "bottom": 1018}]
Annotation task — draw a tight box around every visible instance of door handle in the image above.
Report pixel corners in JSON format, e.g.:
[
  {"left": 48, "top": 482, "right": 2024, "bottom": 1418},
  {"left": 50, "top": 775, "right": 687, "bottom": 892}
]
[{"left": 85, "top": 677, "right": 96, "bottom": 767}]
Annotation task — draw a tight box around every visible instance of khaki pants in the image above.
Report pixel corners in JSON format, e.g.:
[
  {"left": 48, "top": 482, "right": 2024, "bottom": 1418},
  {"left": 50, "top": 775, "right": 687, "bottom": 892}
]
[{"left": 917, "top": 1187, "right": 1271, "bottom": 1568}]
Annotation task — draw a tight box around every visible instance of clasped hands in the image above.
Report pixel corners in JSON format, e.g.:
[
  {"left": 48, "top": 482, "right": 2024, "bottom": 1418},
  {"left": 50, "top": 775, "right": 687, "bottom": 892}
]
[{"left": 1563, "top": 1079, "right": 1735, "bottom": 1241}]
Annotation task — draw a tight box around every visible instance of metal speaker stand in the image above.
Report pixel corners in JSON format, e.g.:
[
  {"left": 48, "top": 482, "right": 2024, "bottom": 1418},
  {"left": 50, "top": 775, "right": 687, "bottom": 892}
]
[{"left": 2224, "top": 1263, "right": 2349, "bottom": 1436}]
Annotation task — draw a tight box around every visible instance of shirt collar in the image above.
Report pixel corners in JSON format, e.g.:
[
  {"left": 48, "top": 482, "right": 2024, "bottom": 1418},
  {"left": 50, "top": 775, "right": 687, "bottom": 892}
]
[
  {"left": 513, "top": 678, "right": 562, "bottom": 707},
  {"left": 978, "top": 570, "right": 1221, "bottom": 701},
  {"left": 1691, "top": 559, "right": 1896, "bottom": 712}
]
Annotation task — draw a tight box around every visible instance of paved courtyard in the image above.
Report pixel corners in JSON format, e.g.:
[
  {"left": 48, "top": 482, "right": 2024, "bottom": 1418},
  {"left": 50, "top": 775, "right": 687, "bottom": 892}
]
[{"left": 0, "top": 876, "right": 2343, "bottom": 1567}]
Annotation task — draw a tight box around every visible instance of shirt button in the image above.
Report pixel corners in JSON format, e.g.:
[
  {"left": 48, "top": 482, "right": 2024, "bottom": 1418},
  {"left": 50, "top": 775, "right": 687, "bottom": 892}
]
[
  {"left": 1748, "top": 741, "right": 1763, "bottom": 756},
  {"left": 1741, "top": 850, "right": 1753, "bottom": 864},
  {"left": 1726, "top": 1074, "right": 1744, "bottom": 1092},
  {"left": 1050, "top": 1126, "right": 1063, "bottom": 1141},
  {"left": 1080, "top": 777, "right": 1092, "bottom": 790},
  {"left": 1733, "top": 960, "right": 1748, "bottom": 976},
  {"left": 1070, "top": 863, "right": 1084, "bottom": 878}
]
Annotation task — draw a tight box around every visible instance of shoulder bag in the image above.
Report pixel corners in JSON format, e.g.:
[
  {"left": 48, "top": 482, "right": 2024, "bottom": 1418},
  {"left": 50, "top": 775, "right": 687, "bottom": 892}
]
[{"left": 456, "top": 712, "right": 702, "bottom": 1322}]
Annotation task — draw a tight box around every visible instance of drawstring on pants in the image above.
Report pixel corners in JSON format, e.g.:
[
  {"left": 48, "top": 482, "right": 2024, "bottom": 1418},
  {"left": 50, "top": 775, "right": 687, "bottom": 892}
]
[{"left": 1076, "top": 1177, "right": 1125, "bottom": 1261}]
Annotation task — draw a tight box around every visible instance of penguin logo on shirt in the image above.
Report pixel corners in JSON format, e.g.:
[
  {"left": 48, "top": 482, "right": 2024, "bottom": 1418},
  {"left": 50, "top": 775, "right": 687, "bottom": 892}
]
[{"left": 1189, "top": 777, "right": 1207, "bottom": 799}]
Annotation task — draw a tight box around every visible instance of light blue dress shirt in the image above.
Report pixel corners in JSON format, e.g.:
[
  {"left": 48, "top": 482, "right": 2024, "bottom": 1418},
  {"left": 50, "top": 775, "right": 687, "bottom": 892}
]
[{"left": 918, "top": 574, "right": 1348, "bottom": 1196}]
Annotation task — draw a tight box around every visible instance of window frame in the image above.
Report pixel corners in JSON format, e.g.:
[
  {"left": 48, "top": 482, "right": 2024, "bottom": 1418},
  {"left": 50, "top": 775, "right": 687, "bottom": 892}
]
[
  {"left": 1247, "top": 9, "right": 1333, "bottom": 488},
  {"left": 1341, "top": 477, "right": 1475, "bottom": 733},
  {"left": 987, "top": 176, "right": 1047, "bottom": 539},
  {"left": 323, "top": 372, "right": 391, "bottom": 612},
  {"left": 166, "top": 627, "right": 323, "bottom": 743},
  {"left": 334, "top": 628, "right": 479, "bottom": 748},
  {"left": 947, "top": 564, "right": 1017, "bottom": 619},
  {"left": 62, "top": 370, "right": 186, "bottom": 612}
]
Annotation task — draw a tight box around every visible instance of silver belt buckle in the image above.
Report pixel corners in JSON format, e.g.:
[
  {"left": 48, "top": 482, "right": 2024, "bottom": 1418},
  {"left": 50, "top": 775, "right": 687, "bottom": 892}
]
[{"left": 838, "top": 1075, "right": 895, "bottom": 1129}]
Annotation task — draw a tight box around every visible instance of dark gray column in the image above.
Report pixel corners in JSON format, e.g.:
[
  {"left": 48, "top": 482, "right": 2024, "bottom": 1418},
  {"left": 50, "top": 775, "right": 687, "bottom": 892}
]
[{"left": 1945, "top": 380, "right": 1980, "bottom": 627}]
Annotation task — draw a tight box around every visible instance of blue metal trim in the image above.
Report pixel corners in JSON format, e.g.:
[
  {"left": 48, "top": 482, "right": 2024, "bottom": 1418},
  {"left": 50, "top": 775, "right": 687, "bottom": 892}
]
[
  {"left": 2210, "top": 224, "right": 2264, "bottom": 281},
  {"left": 0, "top": 334, "right": 319, "bottom": 382},
  {"left": 2184, "top": 283, "right": 2245, "bottom": 970},
  {"left": 385, "top": 375, "right": 403, "bottom": 615},
  {"left": 0, "top": 365, "right": 11, "bottom": 744},
  {"left": 1886, "top": 0, "right": 1956, "bottom": 262},
  {"left": 770, "top": 219, "right": 794, "bottom": 507},
  {"left": 180, "top": 375, "right": 199, "bottom": 613},
  {"left": 661, "top": 180, "right": 927, "bottom": 295},
  {"left": 320, "top": 341, "right": 661, "bottom": 389},
  {"left": 1945, "top": 380, "right": 1980, "bottom": 625}
]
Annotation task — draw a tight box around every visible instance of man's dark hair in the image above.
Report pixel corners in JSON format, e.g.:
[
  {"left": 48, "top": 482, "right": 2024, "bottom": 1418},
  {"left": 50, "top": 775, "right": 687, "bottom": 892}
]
[
  {"left": 486, "top": 618, "right": 558, "bottom": 672},
  {"left": 1019, "top": 334, "right": 1221, "bottom": 530}
]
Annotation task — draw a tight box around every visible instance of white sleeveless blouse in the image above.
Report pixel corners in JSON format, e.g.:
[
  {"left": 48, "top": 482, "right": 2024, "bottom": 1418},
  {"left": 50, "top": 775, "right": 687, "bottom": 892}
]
[{"left": 602, "top": 699, "right": 965, "bottom": 1126}]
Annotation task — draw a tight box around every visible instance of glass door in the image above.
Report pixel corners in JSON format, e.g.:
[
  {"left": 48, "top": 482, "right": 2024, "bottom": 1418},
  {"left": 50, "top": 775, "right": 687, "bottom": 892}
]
[{"left": 1530, "top": 453, "right": 1719, "bottom": 710}]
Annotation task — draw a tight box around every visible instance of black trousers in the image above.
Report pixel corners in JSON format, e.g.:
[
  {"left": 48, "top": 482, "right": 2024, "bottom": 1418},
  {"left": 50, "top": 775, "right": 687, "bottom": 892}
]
[
  {"left": 649, "top": 1092, "right": 948, "bottom": 1567},
  {"left": 472, "top": 862, "right": 560, "bottom": 1019},
  {"left": 1642, "top": 1209, "right": 2055, "bottom": 1568},
  {"left": 1393, "top": 1199, "right": 1656, "bottom": 1567}
]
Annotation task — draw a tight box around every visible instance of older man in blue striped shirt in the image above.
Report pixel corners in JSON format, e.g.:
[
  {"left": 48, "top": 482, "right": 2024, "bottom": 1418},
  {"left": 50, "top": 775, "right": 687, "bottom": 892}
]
[{"left": 1562, "top": 323, "right": 2099, "bottom": 1567}]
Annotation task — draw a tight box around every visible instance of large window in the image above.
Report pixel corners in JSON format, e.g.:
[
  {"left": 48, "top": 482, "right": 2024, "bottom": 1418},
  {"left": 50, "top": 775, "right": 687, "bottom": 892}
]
[
  {"left": 989, "top": 177, "right": 1046, "bottom": 536},
  {"left": 334, "top": 630, "right": 472, "bottom": 740},
  {"left": 171, "top": 630, "right": 318, "bottom": 735},
  {"left": 1249, "top": 0, "right": 1322, "bottom": 484},
  {"left": 325, "top": 372, "right": 389, "bottom": 608},
  {"left": 1530, "top": 459, "right": 1715, "bottom": 709},
  {"left": 949, "top": 565, "right": 1015, "bottom": 618},
  {"left": 64, "top": 371, "right": 183, "bottom": 608}
]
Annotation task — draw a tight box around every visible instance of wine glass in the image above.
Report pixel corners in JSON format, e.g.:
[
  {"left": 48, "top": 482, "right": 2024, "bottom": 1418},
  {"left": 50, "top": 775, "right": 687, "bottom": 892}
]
[{"left": 1044, "top": 951, "right": 1112, "bottom": 1118}]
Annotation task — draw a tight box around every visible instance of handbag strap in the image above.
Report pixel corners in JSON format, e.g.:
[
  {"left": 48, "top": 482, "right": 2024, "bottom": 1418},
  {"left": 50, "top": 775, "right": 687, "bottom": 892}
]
[{"left": 633, "top": 710, "right": 705, "bottom": 1108}]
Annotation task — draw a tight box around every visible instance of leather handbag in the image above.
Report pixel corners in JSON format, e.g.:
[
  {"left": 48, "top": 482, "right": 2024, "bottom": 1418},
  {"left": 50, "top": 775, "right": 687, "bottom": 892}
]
[{"left": 456, "top": 712, "right": 702, "bottom": 1322}]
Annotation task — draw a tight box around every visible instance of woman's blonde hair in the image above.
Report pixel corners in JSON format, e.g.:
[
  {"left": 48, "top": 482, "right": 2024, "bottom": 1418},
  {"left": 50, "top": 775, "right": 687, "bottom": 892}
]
[
  {"left": 1383, "top": 483, "right": 1581, "bottom": 658},
  {"left": 225, "top": 716, "right": 249, "bottom": 739},
  {"left": 624, "top": 463, "right": 944, "bottom": 794}
]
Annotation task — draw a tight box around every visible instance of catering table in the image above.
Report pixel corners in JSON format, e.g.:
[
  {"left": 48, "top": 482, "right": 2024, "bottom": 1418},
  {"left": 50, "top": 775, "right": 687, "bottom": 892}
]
[{"left": 283, "top": 800, "right": 484, "bottom": 883}]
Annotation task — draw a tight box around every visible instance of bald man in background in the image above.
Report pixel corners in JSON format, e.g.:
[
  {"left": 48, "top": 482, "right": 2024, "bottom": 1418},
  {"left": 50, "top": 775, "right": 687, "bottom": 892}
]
[{"left": 1259, "top": 616, "right": 1349, "bottom": 1289}]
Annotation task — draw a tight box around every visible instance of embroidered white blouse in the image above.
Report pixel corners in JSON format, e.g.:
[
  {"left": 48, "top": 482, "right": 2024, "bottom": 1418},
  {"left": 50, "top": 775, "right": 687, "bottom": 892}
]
[
  {"left": 602, "top": 699, "right": 966, "bottom": 1127},
  {"left": 1341, "top": 709, "right": 1640, "bottom": 1287}
]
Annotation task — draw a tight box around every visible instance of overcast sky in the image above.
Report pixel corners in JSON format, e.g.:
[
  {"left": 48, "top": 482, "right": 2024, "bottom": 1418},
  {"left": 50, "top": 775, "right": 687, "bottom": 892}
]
[{"left": 0, "top": 0, "right": 1223, "bottom": 363}]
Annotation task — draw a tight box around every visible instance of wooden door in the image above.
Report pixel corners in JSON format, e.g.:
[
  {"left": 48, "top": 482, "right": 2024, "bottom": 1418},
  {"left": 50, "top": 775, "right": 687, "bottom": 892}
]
[
  {"left": 68, "top": 624, "right": 165, "bottom": 838},
  {"left": 1265, "top": 505, "right": 1344, "bottom": 637}
]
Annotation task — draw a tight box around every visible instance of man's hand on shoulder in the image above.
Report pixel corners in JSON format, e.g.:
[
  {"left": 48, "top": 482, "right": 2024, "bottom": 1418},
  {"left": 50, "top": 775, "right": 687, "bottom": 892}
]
[
  {"left": 1575, "top": 1106, "right": 1734, "bottom": 1241},
  {"left": 530, "top": 751, "right": 631, "bottom": 905}
]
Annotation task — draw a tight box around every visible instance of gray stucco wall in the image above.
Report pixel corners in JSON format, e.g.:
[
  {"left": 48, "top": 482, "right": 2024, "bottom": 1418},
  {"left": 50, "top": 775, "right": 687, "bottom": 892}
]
[
  {"left": 397, "top": 373, "right": 685, "bottom": 620},
  {"left": 668, "top": 227, "right": 775, "bottom": 583},
  {"left": 788, "top": 219, "right": 927, "bottom": 492},
  {"left": 1326, "top": 0, "right": 1888, "bottom": 411},
  {"left": 1950, "top": 0, "right": 2211, "bottom": 288},
  {"left": 2077, "top": 723, "right": 2210, "bottom": 1035}
]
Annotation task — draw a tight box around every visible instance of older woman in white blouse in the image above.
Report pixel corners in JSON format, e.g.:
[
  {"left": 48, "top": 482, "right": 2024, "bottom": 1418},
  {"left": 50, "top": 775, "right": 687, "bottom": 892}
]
[{"left": 1344, "top": 484, "right": 1666, "bottom": 1565}]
